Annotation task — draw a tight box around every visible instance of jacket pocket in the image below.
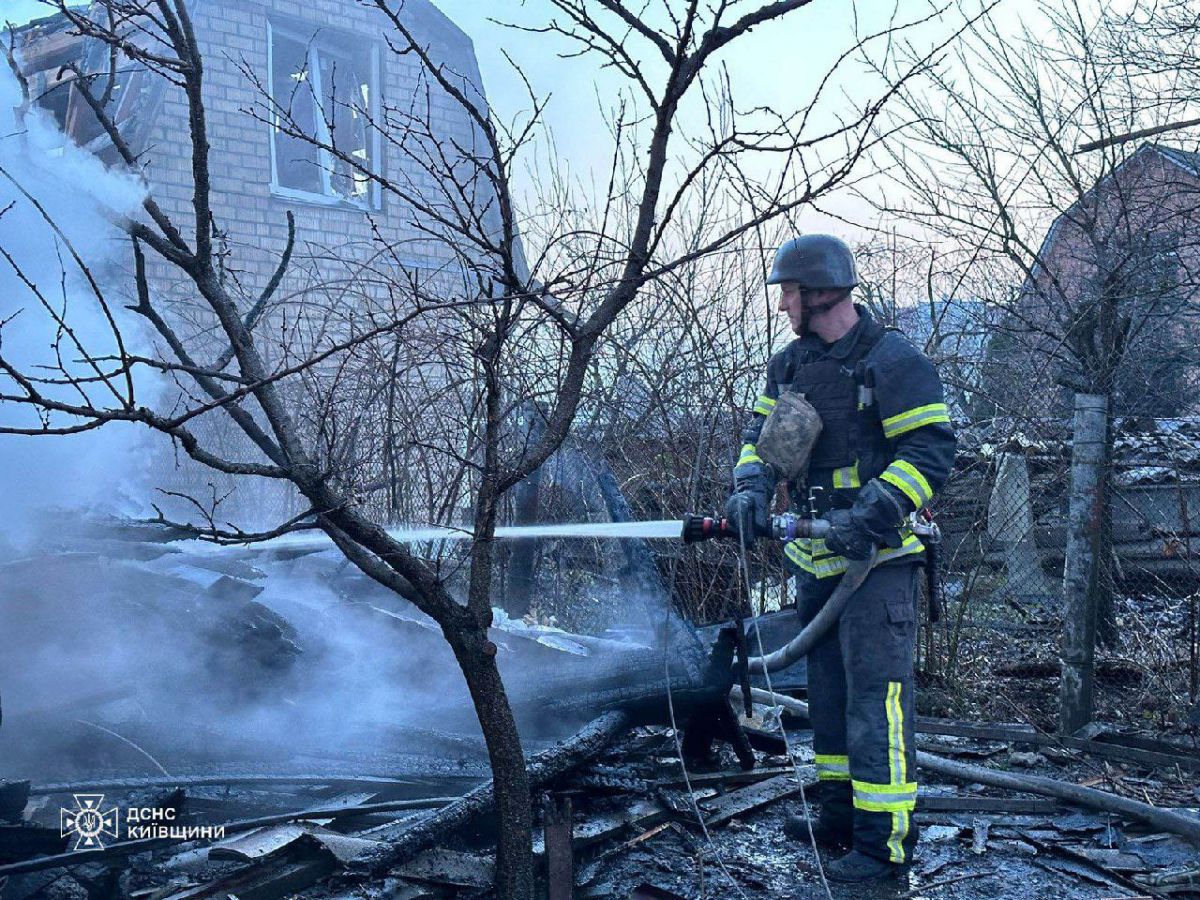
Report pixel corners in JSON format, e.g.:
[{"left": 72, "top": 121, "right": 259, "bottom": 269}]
[{"left": 886, "top": 597, "right": 915, "bottom": 625}]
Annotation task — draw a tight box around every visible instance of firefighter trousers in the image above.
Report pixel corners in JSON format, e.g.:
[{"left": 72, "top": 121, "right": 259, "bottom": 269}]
[{"left": 795, "top": 561, "right": 920, "bottom": 864}]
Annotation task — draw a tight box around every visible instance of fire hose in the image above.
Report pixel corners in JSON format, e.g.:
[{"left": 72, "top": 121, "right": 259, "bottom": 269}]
[{"left": 680, "top": 512, "right": 878, "bottom": 674}]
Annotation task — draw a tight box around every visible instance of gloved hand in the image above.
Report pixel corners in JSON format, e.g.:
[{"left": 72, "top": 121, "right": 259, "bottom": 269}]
[
  {"left": 725, "top": 490, "right": 768, "bottom": 542},
  {"left": 824, "top": 508, "right": 875, "bottom": 561}
]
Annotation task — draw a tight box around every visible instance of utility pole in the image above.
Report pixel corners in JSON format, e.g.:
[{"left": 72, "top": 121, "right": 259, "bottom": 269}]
[{"left": 1059, "top": 393, "right": 1109, "bottom": 733}]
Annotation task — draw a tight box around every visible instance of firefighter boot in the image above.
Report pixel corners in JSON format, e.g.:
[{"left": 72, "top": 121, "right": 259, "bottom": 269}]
[
  {"left": 783, "top": 781, "right": 852, "bottom": 849},
  {"left": 826, "top": 849, "right": 908, "bottom": 883}
]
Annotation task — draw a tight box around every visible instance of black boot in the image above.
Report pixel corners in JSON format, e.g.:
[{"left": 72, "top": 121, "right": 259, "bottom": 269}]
[
  {"left": 783, "top": 812, "right": 852, "bottom": 849},
  {"left": 826, "top": 850, "right": 906, "bottom": 883},
  {"left": 782, "top": 782, "right": 853, "bottom": 850}
]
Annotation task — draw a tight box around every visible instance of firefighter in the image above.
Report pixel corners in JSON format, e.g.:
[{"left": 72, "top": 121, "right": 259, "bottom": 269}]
[{"left": 726, "top": 234, "right": 957, "bottom": 881}]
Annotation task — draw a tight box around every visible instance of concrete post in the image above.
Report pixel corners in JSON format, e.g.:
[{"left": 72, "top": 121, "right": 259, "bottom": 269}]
[{"left": 1058, "top": 393, "right": 1109, "bottom": 734}]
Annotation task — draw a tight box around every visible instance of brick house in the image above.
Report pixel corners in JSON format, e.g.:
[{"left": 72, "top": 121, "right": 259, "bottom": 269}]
[
  {"left": 11, "top": 1, "right": 494, "bottom": 523},
  {"left": 984, "top": 142, "right": 1200, "bottom": 420}
]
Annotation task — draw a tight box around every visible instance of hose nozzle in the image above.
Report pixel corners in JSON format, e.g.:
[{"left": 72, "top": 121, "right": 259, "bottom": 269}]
[
  {"left": 681, "top": 512, "right": 831, "bottom": 544},
  {"left": 681, "top": 514, "right": 736, "bottom": 544}
]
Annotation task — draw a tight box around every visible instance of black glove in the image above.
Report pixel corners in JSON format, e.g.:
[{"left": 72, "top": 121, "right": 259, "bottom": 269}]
[
  {"left": 824, "top": 509, "right": 875, "bottom": 561},
  {"left": 725, "top": 490, "right": 768, "bottom": 542}
]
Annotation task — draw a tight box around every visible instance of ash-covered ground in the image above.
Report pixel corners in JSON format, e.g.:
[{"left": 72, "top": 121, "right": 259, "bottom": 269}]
[{"left": 1, "top": 520, "right": 1199, "bottom": 899}]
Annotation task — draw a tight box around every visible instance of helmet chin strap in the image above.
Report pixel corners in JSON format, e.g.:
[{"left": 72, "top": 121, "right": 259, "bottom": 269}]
[{"left": 798, "top": 294, "right": 842, "bottom": 335}]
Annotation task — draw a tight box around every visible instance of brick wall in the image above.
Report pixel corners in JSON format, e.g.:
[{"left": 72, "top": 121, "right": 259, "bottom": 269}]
[
  {"left": 137, "top": 0, "right": 491, "bottom": 524},
  {"left": 996, "top": 144, "right": 1200, "bottom": 419}
]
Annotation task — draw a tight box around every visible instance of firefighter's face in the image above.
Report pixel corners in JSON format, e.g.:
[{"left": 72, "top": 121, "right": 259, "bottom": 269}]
[
  {"left": 777, "top": 283, "right": 834, "bottom": 335},
  {"left": 778, "top": 284, "right": 848, "bottom": 335},
  {"left": 777, "top": 283, "right": 808, "bottom": 334}
]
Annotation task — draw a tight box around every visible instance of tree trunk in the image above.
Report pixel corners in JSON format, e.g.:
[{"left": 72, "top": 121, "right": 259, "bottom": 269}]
[
  {"left": 505, "top": 403, "right": 545, "bottom": 617},
  {"left": 448, "top": 627, "right": 533, "bottom": 899},
  {"left": 1059, "top": 392, "right": 1109, "bottom": 734}
]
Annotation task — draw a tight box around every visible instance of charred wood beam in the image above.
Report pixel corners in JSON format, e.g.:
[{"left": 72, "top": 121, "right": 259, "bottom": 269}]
[
  {"left": 346, "top": 710, "right": 632, "bottom": 878},
  {"left": 746, "top": 689, "right": 1200, "bottom": 774},
  {"left": 746, "top": 690, "right": 1200, "bottom": 846},
  {"left": 919, "top": 753, "right": 1200, "bottom": 846},
  {"left": 514, "top": 630, "right": 725, "bottom": 724},
  {"left": 917, "top": 796, "right": 1062, "bottom": 814},
  {"left": 917, "top": 718, "right": 1200, "bottom": 774},
  {"left": 543, "top": 793, "right": 574, "bottom": 900}
]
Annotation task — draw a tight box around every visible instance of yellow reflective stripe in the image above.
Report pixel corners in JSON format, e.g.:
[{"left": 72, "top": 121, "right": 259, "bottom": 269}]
[
  {"left": 832, "top": 461, "right": 861, "bottom": 489},
  {"left": 785, "top": 533, "right": 924, "bottom": 579},
  {"left": 881, "top": 402, "right": 950, "bottom": 438},
  {"left": 886, "top": 681, "right": 906, "bottom": 786},
  {"left": 881, "top": 460, "right": 933, "bottom": 508},
  {"left": 889, "top": 810, "right": 910, "bottom": 860},
  {"left": 852, "top": 779, "right": 916, "bottom": 796},
  {"left": 815, "top": 753, "right": 851, "bottom": 780},
  {"left": 853, "top": 796, "right": 917, "bottom": 812},
  {"left": 851, "top": 781, "right": 917, "bottom": 809},
  {"left": 879, "top": 533, "right": 925, "bottom": 563},
  {"left": 818, "top": 770, "right": 851, "bottom": 781},
  {"left": 886, "top": 680, "right": 911, "bottom": 863},
  {"left": 736, "top": 443, "right": 763, "bottom": 466},
  {"left": 785, "top": 540, "right": 849, "bottom": 577},
  {"left": 752, "top": 395, "right": 776, "bottom": 416}
]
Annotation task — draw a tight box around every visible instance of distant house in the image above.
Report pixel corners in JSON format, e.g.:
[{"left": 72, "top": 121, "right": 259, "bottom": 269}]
[
  {"left": 11, "top": 1, "right": 495, "bottom": 523},
  {"left": 985, "top": 142, "right": 1200, "bottom": 419},
  {"left": 894, "top": 298, "right": 998, "bottom": 421},
  {"left": 13, "top": 0, "right": 486, "bottom": 275}
]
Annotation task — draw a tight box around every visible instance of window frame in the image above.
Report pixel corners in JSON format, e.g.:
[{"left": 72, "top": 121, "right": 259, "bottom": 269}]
[{"left": 266, "top": 19, "right": 381, "bottom": 210}]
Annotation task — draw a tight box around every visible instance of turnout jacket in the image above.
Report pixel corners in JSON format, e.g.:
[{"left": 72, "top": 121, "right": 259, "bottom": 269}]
[{"left": 735, "top": 306, "right": 957, "bottom": 577}]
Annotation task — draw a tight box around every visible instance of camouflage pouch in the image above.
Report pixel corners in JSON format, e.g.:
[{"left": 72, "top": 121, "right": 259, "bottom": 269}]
[{"left": 755, "top": 390, "right": 824, "bottom": 481}]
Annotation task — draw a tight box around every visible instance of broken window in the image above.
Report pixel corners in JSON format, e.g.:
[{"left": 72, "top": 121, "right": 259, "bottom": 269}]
[{"left": 268, "top": 21, "right": 378, "bottom": 207}]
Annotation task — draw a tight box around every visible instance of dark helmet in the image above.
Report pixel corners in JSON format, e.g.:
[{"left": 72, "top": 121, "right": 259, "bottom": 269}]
[{"left": 766, "top": 234, "right": 859, "bottom": 289}]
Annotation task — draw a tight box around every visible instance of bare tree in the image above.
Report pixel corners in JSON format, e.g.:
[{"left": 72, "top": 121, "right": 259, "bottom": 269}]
[
  {"left": 869, "top": 0, "right": 1200, "bottom": 732},
  {"left": 0, "top": 1, "right": 934, "bottom": 893}
]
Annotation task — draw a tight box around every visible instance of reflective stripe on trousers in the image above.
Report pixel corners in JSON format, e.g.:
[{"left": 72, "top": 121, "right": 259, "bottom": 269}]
[{"left": 795, "top": 562, "right": 920, "bottom": 865}]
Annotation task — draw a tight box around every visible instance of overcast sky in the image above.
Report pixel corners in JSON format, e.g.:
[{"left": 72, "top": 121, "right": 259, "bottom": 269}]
[{"left": 3, "top": 0, "right": 1035, "bottom": 237}]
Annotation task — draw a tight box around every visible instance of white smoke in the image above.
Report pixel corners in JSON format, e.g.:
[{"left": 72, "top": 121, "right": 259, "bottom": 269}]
[{"left": 0, "top": 59, "right": 150, "bottom": 544}]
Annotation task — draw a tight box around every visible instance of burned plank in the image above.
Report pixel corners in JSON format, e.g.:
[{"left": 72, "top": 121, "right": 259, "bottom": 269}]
[
  {"left": 1021, "top": 833, "right": 1152, "bottom": 895},
  {"left": 532, "top": 798, "right": 673, "bottom": 856},
  {"left": 917, "top": 796, "right": 1062, "bottom": 814},
  {"left": 1074, "top": 848, "right": 1149, "bottom": 873},
  {"left": 697, "top": 770, "right": 816, "bottom": 828},
  {"left": 740, "top": 723, "right": 788, "bottom": 756},
  {"left": 656, "top": 766, "right": 795, "bottom": 790},
  {"left": 393, "top": 848, "right": 494, "bottom": 889},
  {"left": 916, "top": 750, "right": 1200, "bottom": 846},
  {"left": 916, "top": 717, "right": 1200, "bottom": 773},
  {"left": 347, "top": 710, "right": 632, "bottom": 877},
  {"left": 162, "top": 843, "right": 338, "bottom": 900},
  {"left": 543, "top": 793, "right": 573, "bottom": 900}
]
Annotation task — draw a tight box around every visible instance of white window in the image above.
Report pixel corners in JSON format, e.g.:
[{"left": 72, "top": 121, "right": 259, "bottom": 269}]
[{"left": 267, "top": 21, "right": 380, "bottom": 208}]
